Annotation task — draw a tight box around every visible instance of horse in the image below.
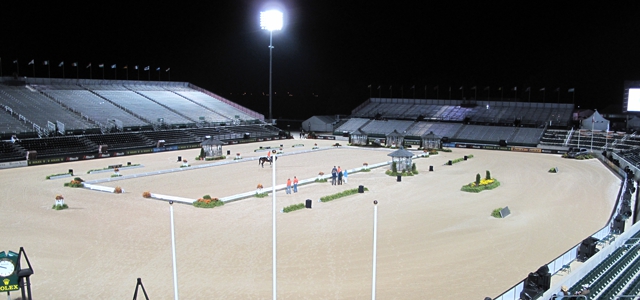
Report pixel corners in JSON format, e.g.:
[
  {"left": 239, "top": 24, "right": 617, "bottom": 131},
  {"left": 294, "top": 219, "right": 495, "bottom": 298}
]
[{"left": 258, "top": 156, "right": 277, "bottom": 168}]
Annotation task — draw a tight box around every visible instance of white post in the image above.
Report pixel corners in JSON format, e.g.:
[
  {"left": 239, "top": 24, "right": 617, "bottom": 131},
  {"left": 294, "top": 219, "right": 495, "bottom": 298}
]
[
  {"left": 272, "top": 152, "right": 277, "bottom": 300},
  {"left": 578, "top": 128, "right": 580, "bottom": 149},
  {"left": 591, "top": 118, "right": 594, "bottom": 152},
  {"left": 170, "top": 201, "right": 179, "bottom": 300},
  {"left": 372, "top": 200, "right": 378, "bottom": 300}
]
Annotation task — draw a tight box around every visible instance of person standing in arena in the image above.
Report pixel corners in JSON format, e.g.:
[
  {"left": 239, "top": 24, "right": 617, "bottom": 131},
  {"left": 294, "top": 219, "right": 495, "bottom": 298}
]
[
  {"left": 293, "top": 176, "right": 299, "bottom": 193},
  {"left": 286, "top": 178, "right": 292, "bottom": 194},
  {"left": 331, "top": 166, "right": 338, "bottom": 185}
]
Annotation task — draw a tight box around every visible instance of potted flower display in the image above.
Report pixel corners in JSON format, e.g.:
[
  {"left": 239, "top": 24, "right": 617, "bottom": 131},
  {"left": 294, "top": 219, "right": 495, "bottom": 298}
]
[
  {"left": 182, "top": 159, "right": 189, "bottom": 167},
  {"left": 53, "top": 194, "right": 68, "bottom": 210},
  {"left": 257, "top": 183, "right": 264, "bottom": 193},
  {"left": 235, "top": 153, "right": 242, "bottom": 160}
]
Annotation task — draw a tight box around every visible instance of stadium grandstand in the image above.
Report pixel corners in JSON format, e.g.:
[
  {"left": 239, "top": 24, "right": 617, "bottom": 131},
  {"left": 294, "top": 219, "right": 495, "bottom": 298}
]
[
  {"left": 6, "top": 76, "right": 640, "bottom": 299},
  {"left": 0, "top": 76, "right": 283, "bottom": 164}
]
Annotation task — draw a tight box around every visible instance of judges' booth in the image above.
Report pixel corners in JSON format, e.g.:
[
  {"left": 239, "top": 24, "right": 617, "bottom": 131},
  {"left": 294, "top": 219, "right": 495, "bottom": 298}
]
[
  {"left": 350, "top": 129, "right": 368, "bottom": 146},
  {"left": 387, "top": 147, "right": 414, "bottom": 173},
  {"left": 386, "top": 129, "right": 405, "bottom": 148},
  {"left": 201, "top": 138, "right": 224, "bottom": 159},
  {"left": 421, "top": 131, "right": 441, "bottom": 149}
]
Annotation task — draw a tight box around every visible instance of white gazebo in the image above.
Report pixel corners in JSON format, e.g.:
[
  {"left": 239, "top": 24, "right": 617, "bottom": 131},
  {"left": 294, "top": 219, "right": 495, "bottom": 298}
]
[
  {"left": 421, "top": 131, "right": 441, "bottom": 149},
  {"left": 386, "top": 129, "right": 405, "bottom": 147},
  {"left": 201, "top": 138, "right": 224, "bottom": 158},
  {"left": 350, "top": 129, "right": 368, "bottom": 146},
  {"left": 387, "top": 146, "right": 414, "bottom": 173}
]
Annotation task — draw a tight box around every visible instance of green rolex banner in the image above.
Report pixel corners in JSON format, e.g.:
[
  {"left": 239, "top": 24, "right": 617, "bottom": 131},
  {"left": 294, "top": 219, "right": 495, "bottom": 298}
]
[{"left": 0, "top": 251, "right": 20, "bottom": 292}]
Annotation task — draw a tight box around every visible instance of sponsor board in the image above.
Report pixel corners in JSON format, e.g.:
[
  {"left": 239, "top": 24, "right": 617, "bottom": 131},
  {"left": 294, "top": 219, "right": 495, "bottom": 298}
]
[
  {"left": 0, "top": 160, "right": 27, "bottom": 169},
  {"left": 404, "top": 140, "right": 421, "bottom": 145},
  {"left": 511, "top": 146, "right": 542, "bottom": 153},
  {"left": 153, "top": 145, "right": 178, "bottom": 153},
  {"left": 483, "top": 145, "right": 511, "bottom": 151},
  {"left": 177, "top": 144, "right": 200, "bottom": 150},
  {"left": 126, "top": 149, "right": 153, "bottom": 155},
  {"left": 28, "top": 157, "right": 65, "bottom": 166}
]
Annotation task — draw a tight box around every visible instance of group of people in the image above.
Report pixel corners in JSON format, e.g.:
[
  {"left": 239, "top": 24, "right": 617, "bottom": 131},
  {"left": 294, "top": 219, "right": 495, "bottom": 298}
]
[
  {"left": 331, "top": 166, "right": 348, "bottom": 185},
  {"left": 554, "top": 285, "right": 589, "bottom": 299},
  {"left": 285, "top": 176, "right": 299, "bottom": 194}
]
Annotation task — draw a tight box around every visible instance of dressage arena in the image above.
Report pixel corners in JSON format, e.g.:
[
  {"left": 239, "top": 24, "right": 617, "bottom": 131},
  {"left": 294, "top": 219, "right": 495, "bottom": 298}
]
[{"left": 0, "top": 138, "right": 620, "bottom": 299}]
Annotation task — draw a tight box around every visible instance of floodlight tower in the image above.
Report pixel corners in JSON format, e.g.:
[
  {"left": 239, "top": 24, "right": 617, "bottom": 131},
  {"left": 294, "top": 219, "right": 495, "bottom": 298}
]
[{"left": 261, "top": 10, "right": 283, "bottom": 123}]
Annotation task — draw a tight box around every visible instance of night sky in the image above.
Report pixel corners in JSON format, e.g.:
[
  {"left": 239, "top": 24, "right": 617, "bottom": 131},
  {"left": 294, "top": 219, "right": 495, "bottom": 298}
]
[{"left": 4, "top": 1, "right": 640, "bottom": 120}]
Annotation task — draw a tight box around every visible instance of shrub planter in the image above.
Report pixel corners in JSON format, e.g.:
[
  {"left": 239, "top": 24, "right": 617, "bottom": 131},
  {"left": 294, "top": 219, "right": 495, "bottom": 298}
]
[
  {"left": 283, "top": 203, "right": 305, "bottom": 213},
  {"left": 320, "top": 187, "right": 369, "bottom": 202},
  {"left": 46, "top": 173, "right": 72, "bottom": 180},
  {"left": 461, "top": 178, "right": 500, "bottom": 193}
]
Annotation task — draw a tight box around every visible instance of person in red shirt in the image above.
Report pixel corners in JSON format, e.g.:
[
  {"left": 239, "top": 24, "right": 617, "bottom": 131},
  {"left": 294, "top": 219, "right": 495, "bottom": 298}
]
[
  {"left": 293, "top": 176, "right": 299, "bottom": 193},
  {"left": 286, "top": 178, "right": 292, "bottom": 194}
]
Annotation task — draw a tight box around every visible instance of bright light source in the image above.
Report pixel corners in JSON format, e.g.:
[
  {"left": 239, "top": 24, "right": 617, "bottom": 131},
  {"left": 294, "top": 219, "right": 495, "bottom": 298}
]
[{"left": 260, "top": 10, "right": 283, "bottom": 31}]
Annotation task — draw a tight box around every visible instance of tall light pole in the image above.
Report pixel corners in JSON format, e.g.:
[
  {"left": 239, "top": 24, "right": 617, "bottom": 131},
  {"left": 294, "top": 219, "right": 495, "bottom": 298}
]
[
  {"left": 372, "top": 200, "right": 379, "bottom": 300},
  {"left": 261, "top": 10, "right": 283, "bottom": 123}
]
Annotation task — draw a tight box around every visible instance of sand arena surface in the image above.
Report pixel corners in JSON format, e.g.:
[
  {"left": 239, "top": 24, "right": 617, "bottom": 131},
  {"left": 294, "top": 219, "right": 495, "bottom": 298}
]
[{"left": 0, "top": 139, "right": 620, "bottom": 299}]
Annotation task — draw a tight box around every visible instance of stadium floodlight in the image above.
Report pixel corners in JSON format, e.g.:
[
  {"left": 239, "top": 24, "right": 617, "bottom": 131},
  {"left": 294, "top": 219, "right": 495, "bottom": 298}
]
[
  {"left": 260, "top": 9, "right": 283, "bottom": 122},
  {"left": 260, "top": 10, "right": 283, "bottom": 31}
]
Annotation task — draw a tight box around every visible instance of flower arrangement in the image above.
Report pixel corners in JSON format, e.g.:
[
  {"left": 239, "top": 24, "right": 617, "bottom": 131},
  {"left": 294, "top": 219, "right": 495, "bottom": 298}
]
[
  {"left": 181, "top": 159, "right": 190, "bottom": 167},
  {"left": 114, "top": 186, "right": 123, "bottom": 194},
  {"left": 142, "top": 191, "right": 151, "bottom": 198},
  {"left": 256, "top": 184, "right": 268, "bottom": 198},
  {"left": 111, "top": 167, "right": 122, "bottom": 177},
  {"left": 52, "top": 194, "right": 68, "bottom": 210},
  {"left": 64, "top": 177, "right": 84, "bottom": 188},
  {"left": 312, "top": 143, "right": 319, "bottom": 150},
  {"left": 193, "top": 195, "right": 224, "bottom": 208},
  {"left": 234, "top": 153, "right": 242, "bottom": 160}
]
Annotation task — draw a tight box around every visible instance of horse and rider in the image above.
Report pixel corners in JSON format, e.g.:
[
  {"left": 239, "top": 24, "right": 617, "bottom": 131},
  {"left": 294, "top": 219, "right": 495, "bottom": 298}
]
[{"left": 259, "top": 150, "right": 277, "bottom": 168}]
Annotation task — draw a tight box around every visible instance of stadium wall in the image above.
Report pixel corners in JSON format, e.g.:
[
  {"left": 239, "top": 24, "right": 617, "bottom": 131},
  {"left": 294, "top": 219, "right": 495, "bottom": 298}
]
[{"left": 14, "top": 136, "right": 287, "bottom": 167}]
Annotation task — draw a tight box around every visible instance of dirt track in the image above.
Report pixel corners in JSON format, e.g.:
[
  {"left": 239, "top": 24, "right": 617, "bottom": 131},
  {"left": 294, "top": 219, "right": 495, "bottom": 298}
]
[{"left": 0, "top": 138, "right": 620, "bottom": 299}]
